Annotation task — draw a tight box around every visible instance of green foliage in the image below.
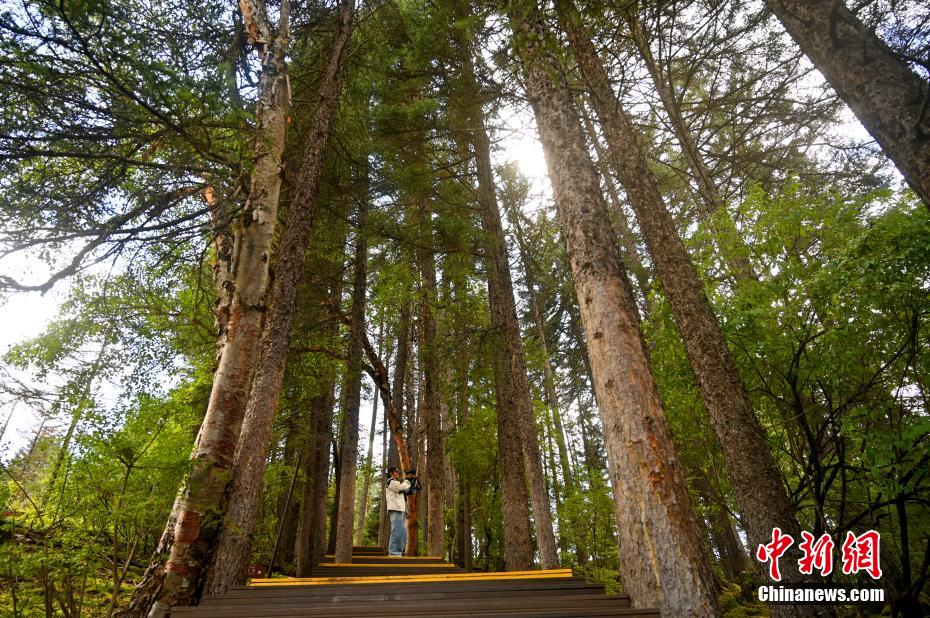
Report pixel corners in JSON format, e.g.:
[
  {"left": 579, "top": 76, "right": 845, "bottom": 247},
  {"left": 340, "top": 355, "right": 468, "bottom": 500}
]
[
  {"left": 0, "top": 0, "right": 246, "bottom": 295},
  {"left": 2, "top": 385, "right": 200, "bottom": 614},
  {"left": 648, "top": 179, "right": 930, "bottom": 606}
]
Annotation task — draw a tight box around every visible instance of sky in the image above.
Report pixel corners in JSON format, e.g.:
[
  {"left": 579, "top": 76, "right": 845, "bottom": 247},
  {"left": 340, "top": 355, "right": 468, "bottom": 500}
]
[{"left": 0, "top": 258, "right": 71, "bottom": 457}]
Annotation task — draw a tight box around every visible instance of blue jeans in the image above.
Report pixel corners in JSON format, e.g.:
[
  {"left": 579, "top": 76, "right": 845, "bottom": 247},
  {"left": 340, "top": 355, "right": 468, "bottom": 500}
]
[{"left": 388, "top": 509, "right": 407, "bottom": 556}]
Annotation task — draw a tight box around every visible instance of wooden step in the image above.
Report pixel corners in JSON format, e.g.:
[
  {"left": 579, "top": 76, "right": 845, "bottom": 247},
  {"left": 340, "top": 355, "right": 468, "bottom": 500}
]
[
  {"left": 320, "top": 554, "right": 448, "bottom": 564},
  {"left": 202, "top": 586, "right": 618, "bottom": 606},
  {"left": 173, "top": 594, "right": 650, "bottom": 617},
  {"left": 306, "top": 565, "right": 464, "bottom": 577},
  {"left": 217, "top": 577, "right": 607, "bottom": 599},
  {"left": 249, "top": 568, "right": 573, "bottom": 586},
  {"left": 204, "top": 580, "right": 617, "bottom": 605},
  {"left": 176, "top": 557, "right": 660, "bottom": 617},
  {"left": 171, "top": 601, "right": 661, "bottom": 618},
  {"left": 349, "top": 545, "right": 385, "bottom": 555}
]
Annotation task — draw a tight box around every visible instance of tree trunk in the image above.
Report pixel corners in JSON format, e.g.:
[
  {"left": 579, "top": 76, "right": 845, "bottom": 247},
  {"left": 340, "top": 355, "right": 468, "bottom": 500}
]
[
  {"left": 555, "top": 4, "right": 815, "bottom": 612},
  {"left": 341, "top": 304, "right": 426, "bottom": 558},
  {"left": 381, "top": 305, "right": 410, "bottom": 547},
  {"left": 270, "top": 430, "right": 301, "bottom": 572},
  {"left": 404, "top": 339, "right": 420, "bottom": 556},
  {"left": 335, "top": 184, "right": 370, "bottom": 564},
  {"left": 206, "top": 184, "right": 237, "bottom": 368},
  {"left": 413, "top": 193, "right": 445, "bottom": 558},
  {"left": 576, "top": 109, "right": 651, "bottom": 305},
  {"left": 123, "top": 5, "right": 290, "bottom": 613},
  {"left": 763, "top": 0, "right": 930, "bottom": 208},
  {"left": 456, "top": 46, "right": 559, "bottom": 570},
  {"left": 327, "top": 436, "right": 341, "bottom": 556},
  {"left": 377, "top": 393, "right": 388, "bottom": 549},
  {"left": 507, "top": 1, "right": 720, "bottom": 614},
  {"left": 294, "top": 245, "right": 347, "bottom": 576},
  {"left": 269, "top": 441, "right": 301, "bottom": 574},
  {"left": 355, "top": 354, "right": 381, "bottom": 543},
  {"left": 406, "top": 384, "right": 427, "bottom": 557},
  {"left": 504, "top": 206, "right": 574, "bottom": 490},
  {"left": 294, "top": 395, "right": 324, "bottom": 575},
  {"left": 203, "top": 1, "right": 354, "bottom": 595}
]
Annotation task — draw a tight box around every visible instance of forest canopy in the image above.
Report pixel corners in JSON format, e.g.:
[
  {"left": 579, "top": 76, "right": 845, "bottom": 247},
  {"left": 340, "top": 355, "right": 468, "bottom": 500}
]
[{"left": 1, "top": 0, "right": 928, "bottom": 616}]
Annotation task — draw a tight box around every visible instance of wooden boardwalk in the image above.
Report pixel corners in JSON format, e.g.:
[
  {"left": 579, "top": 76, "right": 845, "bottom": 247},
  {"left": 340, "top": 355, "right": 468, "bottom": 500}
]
[{"left": 173, "top": 546, "right": 660, "bottom": 617}]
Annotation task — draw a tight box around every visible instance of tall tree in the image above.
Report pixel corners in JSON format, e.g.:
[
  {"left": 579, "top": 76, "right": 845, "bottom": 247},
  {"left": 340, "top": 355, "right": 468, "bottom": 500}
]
[
  {"left": 414, "top": 191, "right": 446, "bottom": 558},
  {"left": 203, "top": 0, "right": 355, "bottom": 594},
  {"left": 620, "top": 8, "right": 756, "bottom": 282},
  {"left": 335, "top": 170, "right": 371, "bottom": 564},
  {"left": 450, "top": 1, "right": 558, "bottom": 568},
  {"left": 125, "top": 1, "right": 291, "bottom": 613},
  {"left": 555, "top": 2, "right": 817, "bottom": 608},
  {"left": 506, "top": 0, "right": 719, "bottom": 613},
  {"left": 501, "top": 183, "right": 574, "bottom": 491},
  {"left": 762, "top": 0, "right": 930, "bottom": 207},
  {"left": 356, "top": 322, "right": 383, "bottom": 545},
  {"left": 294, "top": 239, "right": 348, "bottom": 577}
]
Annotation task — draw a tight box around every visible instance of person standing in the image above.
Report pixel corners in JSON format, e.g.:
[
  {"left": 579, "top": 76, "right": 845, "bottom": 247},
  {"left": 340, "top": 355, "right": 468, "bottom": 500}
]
[{"left": 385, "top": 467, "right": 411, "bottom": 556}]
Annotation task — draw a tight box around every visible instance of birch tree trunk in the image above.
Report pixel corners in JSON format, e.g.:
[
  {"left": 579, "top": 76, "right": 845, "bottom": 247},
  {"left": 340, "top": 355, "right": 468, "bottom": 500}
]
[
  {"left": 506, "top": 0, "right": 720, "bottom": 613},
  {"left": 763, "top": 0, "right": 930, "bottom": 208},
  {"left": 124, "top": 4, "right": 290, "bottom": 614},
  {"left": 203, "top": 0, "right": 354, "bottom": 594},
  {"left": 554, "top": 4, "right": 816, "bottom": 613}
]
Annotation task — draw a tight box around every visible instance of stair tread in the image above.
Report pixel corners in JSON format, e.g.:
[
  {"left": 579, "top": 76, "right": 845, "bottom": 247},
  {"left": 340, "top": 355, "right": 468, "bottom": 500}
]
[
  {"left": 204, "top": 586, "right": 621, "bottom": 603},
  {"left": 176, "top": 557, "right": 659, "bottom": 616},
  {"left": 174, "top": 595, "right": 649, "bottom": 617}
]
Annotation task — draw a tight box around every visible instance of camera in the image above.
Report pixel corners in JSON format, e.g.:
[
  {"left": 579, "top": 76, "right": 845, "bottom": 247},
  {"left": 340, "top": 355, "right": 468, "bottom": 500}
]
[{"left": 404, "top": 469, "right": 421, "bottom": 495}]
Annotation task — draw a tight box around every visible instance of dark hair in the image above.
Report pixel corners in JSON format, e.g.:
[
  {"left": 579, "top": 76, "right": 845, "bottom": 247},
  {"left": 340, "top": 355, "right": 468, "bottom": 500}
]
[{"left": 387, "top": 466, "right": 400, "bottom": 474}]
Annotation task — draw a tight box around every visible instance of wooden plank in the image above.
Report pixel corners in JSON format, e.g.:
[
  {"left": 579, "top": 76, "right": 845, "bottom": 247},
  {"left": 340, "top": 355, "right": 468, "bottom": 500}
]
[
  {"left": 173, "top": 594, "right": 646, "bottom": 617},
  {"left": 312, "top": 562, "right": 458, "bottom": 568},
  {"left": 305, "top": 568, "right": 465, "bottom": 577},
  {"left": 248, "top": 568, "right": 573, "bottom": 586},
  {"left": 171, "top": 607, "right": 661, "bottom": 618},
  {"left": 249, "top": 573, "right": 575, "bottom": 586},
  {"left": 202, "top": 585, "right": 615, "bottom": 605},
  {"left": 324, "top": 554, "right": 444, "bottom": 558},
  {"left": 219, "top": 577, "right": 598, "bottom": 598},
  {"left": 320, "top": 555, "right": 448, "bottom": 563}
]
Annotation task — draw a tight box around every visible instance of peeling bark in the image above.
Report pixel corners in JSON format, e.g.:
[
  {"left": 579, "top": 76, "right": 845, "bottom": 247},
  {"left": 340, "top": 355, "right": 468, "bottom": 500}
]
[
  {"left": 203, "top": 0, "right": 355, "bottom": 595},
  {"left": 123, "top": 3, "right": 290, "bottom": 613}
]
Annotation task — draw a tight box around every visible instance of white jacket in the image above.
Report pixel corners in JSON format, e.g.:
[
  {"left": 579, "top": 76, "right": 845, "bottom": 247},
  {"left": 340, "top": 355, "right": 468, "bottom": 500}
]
[{"left": 385, "top": 478, "right": 410, "bottom": 512}]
